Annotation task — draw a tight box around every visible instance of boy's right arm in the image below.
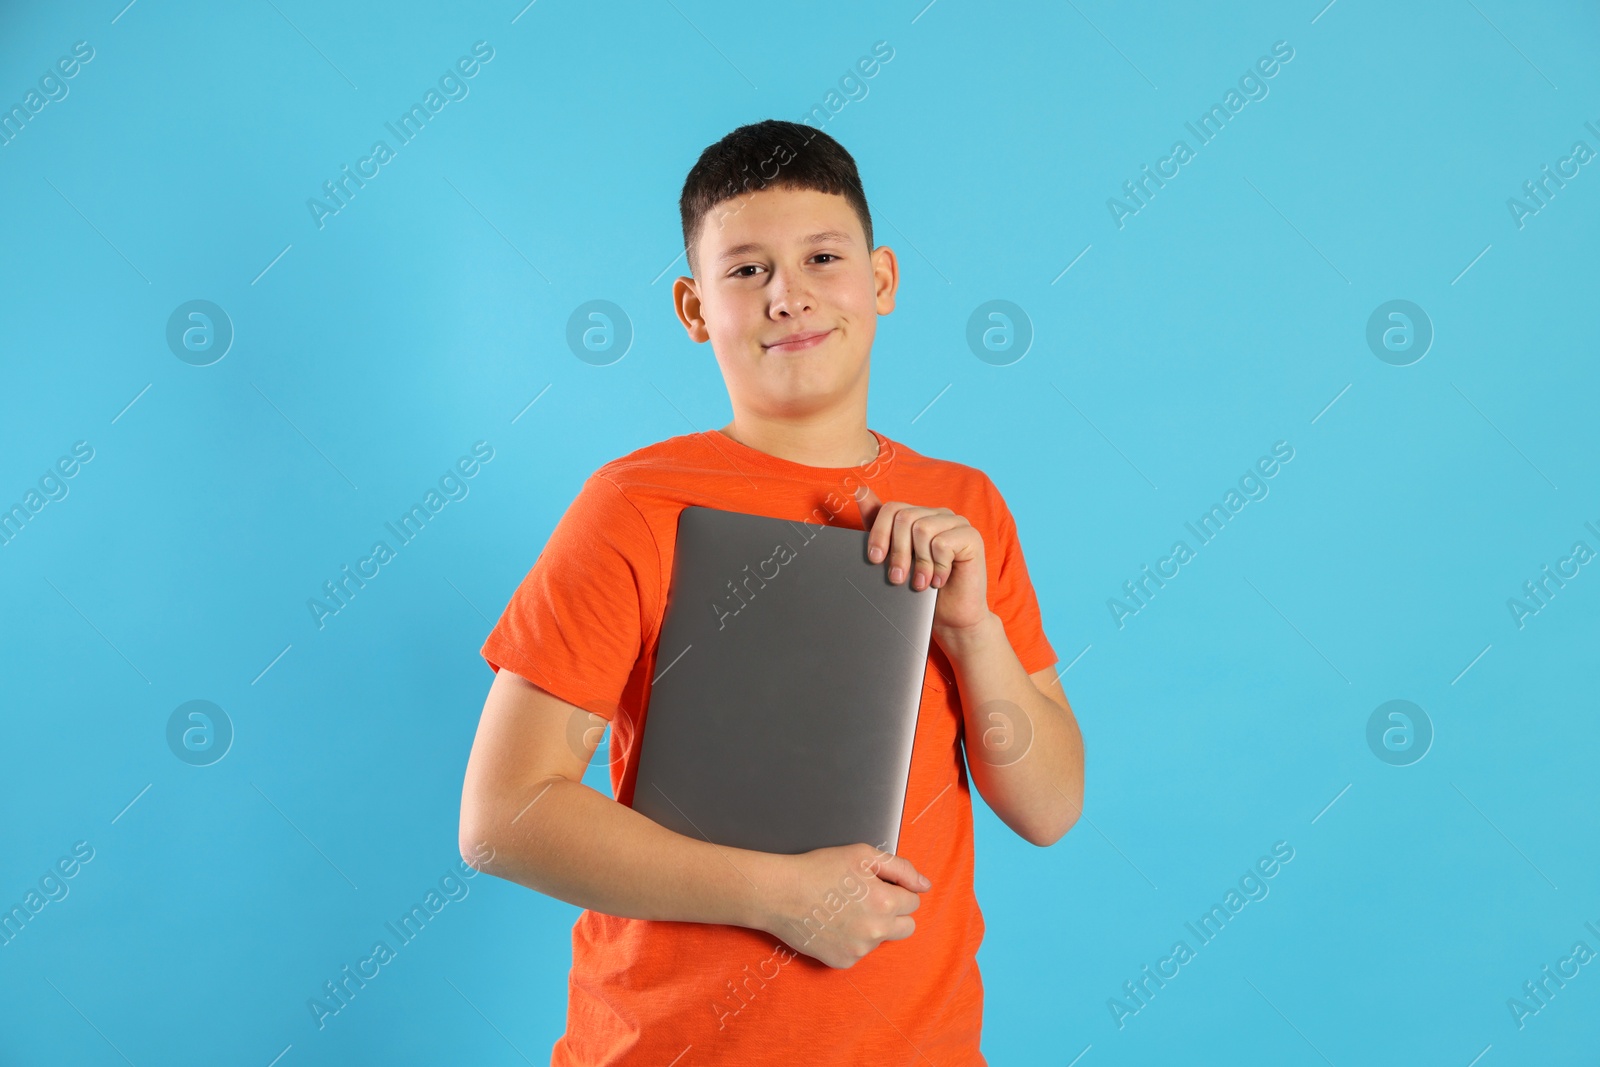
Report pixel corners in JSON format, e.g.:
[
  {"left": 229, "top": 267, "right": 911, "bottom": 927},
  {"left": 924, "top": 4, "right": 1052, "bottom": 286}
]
[{"left": 458, "top": 668, "right": 931, "bottom": 968}]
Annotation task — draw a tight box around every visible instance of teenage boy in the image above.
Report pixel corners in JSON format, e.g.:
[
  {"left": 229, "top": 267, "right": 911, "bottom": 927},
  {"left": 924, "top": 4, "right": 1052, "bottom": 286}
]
[{"left": 459, "top": 119, "right": 1084, "bottom": 1065}]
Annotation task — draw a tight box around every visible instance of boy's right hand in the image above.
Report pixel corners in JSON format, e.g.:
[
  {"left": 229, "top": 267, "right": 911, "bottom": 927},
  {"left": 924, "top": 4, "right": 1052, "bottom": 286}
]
[{"left": 755, "top": 842, "right": 931, "bottom": 969}]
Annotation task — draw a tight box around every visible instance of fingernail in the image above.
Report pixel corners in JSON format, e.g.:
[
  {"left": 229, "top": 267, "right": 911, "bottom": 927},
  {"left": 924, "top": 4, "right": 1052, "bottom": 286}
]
[
  {"left": 890, "top": 566, "right": 903, "bottom": 582},
  {"left": 869, "top": 546, "right": 883, "bottom": 562}
]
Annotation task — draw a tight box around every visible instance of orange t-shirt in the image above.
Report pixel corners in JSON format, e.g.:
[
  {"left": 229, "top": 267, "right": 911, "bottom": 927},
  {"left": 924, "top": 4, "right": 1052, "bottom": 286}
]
[{"left": 481, "top": 427, "right": 1057, "bottom": 1066}]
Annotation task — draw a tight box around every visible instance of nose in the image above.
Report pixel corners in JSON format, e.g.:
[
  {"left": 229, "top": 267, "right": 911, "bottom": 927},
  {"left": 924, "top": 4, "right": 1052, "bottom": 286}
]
[{"left": 768, "top": 266, "right": 814, "bottom": 319}]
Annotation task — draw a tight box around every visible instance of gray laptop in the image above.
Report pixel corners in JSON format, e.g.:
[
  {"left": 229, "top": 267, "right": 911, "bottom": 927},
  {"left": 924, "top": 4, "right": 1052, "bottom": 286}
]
[{"left": 630, "top": 505, "right": 939, "bottom": 856}]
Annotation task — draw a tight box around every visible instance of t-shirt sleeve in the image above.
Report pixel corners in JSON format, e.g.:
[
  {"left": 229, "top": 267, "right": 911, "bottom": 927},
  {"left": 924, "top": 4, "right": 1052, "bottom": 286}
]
[
  {"left": 984, "top": 477, "right": 1058, "bottom": 676},
  {"left": 480, "top": 474, "right": 661, "bottom": 722}
]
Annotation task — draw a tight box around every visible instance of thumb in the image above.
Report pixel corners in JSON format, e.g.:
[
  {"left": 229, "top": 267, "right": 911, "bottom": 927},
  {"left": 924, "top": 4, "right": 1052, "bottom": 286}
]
[
  {"left": 870, "top": 852, "right": 932, "bottom": 892},
  {"left": 851, "top": 483, "right": 883, "bottom": 532}
]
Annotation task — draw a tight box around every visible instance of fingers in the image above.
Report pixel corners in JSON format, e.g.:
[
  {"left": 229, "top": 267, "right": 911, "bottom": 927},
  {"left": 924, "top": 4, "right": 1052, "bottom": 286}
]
[
  {"left": 880, "top": 915, "right": 917, "bottom": 942},
  {"left": 796, "top": 847, "right": 927, "bottom": 968},
  {"left": 851, "top": 483, "right": 883, "bottom": 532},
  {"left": 870, "top": 851, "right": 932, "bottom": 892},
  {"left": 886, "top": 884, "right": 922, "bottom": 915},
  {"left": 868, "top": 504, "right": 960, "bottom": 589},
  {"left": 863, "top": 499, "right": 902, "bottom": 566},
  {"left": 926, "top": 536, "right": 956, "bottom": 590},
  {"left": 891, "top": 508, "right": 936, "bottom": 588},
  {"left": 909, "top": 515, "right": 967, "bottom": 590}
]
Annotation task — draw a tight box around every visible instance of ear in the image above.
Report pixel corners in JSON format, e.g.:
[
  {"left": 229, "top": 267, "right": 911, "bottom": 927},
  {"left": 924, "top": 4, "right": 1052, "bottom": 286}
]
[
  {"left": 871, "top": 245, "right": 899, "bottom": 315},
  {"left": 672, "top": 274, "right": 709, "bottom": 343},
  {"left": 851, "top": 483, "right": 883, "bottom": 531}
]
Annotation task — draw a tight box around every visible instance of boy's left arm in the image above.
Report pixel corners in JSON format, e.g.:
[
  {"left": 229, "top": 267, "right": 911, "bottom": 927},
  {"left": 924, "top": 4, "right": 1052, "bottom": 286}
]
[
  {"left": 937, "top": 612, "right": 1084, "bottom": 847},
  {"left": 855, "top": 486, "right": 1085, "bottom": 848}
]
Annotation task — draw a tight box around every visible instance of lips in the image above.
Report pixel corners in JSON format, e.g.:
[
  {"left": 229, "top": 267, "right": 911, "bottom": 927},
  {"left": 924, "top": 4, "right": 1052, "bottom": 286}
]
[{"left": 764, "top": 328, "right": 833, "bottom": 352}]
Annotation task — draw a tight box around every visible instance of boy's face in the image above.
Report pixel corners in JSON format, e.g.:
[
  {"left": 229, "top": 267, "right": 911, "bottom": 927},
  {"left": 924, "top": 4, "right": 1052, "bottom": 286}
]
[{"left": 674, "top": 185, "right": 897, "bottom": 423}]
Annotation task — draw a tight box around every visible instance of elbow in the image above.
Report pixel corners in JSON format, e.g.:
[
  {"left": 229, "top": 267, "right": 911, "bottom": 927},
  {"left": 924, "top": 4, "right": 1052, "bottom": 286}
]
[
  {"left": 1022, "top": 815, "right": 1074, "bottom": 848},
  {"left": 458, "top": 804, "right": 499, "bottom": 873},
  {"left": 1024, "top": 788, "right": 1083, "bottom": 848},
  {"left": 460, "top": 829, "right": 498, "bottom": 874},
  {"left": 458, "top": 772, "right": 564, "bottom": 874}
]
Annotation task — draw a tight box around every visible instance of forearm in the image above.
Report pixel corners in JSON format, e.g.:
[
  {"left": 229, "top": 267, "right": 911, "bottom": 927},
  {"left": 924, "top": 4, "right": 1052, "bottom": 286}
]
[
  {"left": 464, "top": 775, "right": 781, "bottom": 931},
  {"left": 937, "top": 611, "right": 1084, "bottom": 846}
]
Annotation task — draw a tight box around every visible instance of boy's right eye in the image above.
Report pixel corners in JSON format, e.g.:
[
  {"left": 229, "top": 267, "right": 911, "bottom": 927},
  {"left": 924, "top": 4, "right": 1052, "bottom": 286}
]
[{"left": 730, "top": 265, "right": 763, "bottom": 278}]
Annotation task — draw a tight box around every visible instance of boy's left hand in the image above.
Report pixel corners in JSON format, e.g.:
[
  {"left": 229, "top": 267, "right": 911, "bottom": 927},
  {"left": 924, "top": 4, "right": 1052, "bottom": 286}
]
[{"left": 853, "top": 485, "right": 990, "bottom": 639}]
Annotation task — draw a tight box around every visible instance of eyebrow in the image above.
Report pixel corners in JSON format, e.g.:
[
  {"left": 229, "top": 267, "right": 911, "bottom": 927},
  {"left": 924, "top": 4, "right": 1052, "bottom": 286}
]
[{"left": 716, "top": 230, "right": 855, "bottom": 262}]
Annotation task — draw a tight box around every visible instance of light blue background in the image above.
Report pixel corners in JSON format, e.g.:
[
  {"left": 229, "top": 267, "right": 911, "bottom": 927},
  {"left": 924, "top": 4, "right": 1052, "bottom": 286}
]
[{"left": 2, "top": 0, "right": 1597, "bottom": 1064}]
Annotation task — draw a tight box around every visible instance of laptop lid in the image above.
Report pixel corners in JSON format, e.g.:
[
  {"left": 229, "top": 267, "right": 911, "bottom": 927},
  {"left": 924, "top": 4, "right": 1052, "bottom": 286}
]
[{"left": 630, "top": 505, "right": 938, "bottom": 857}]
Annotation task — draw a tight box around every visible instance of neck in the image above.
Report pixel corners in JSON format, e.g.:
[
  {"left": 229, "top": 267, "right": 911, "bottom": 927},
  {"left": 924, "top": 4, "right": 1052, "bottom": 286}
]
[{"left": 719, "top": 411, "right": 879, "bottom": 468}]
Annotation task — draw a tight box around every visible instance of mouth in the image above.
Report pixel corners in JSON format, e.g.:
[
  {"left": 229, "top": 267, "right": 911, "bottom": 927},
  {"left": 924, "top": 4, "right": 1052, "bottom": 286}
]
[{"left": 763, "top": 328, "right": 833, "bottom": 353}]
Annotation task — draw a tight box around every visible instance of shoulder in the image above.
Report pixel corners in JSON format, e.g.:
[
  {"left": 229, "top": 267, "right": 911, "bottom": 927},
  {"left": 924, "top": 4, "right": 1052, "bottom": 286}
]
[
  {"left": 562, "top": 433, "right": 711, "bottom": 559},
  {"left": 590, "top": 432, "right": 698, "bottom": 483},
  {"left": 546, "top": 435, "right": 704, "bottom": 541},
  {"left": 877, "top": 435, "right": 1008, "bottom": 523},
  {"left": 571, "top": 433, "right": 707, "bottom": 512}
]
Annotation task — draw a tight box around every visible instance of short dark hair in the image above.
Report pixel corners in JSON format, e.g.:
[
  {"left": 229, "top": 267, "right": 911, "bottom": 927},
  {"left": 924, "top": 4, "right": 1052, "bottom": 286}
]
[{"left": 678, "top": 119, "right": 874, "bottom": 277}]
